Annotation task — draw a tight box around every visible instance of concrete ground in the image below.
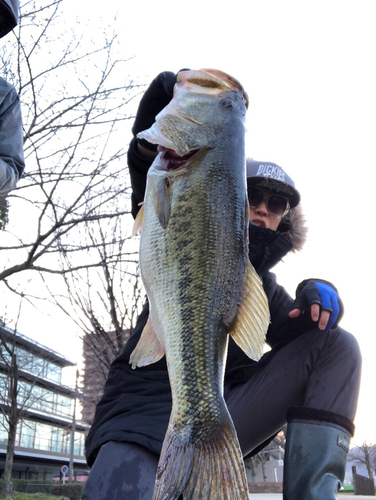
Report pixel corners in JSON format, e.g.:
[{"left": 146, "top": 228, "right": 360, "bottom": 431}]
[{"left": 248, "top": 495, "right": 373, "bottom": 499}]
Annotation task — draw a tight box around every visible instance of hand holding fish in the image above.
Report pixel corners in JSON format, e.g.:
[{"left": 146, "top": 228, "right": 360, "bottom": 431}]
[
  {"left": 132, "top": 71, "right": 176, "bottom": 147},
  {"left": 133, "top": 69, "right": 190, "bottom": 160}
]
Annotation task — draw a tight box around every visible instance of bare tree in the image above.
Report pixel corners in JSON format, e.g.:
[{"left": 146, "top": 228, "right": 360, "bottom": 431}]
[
  {"left": 349, "top": 442, "right": 376, "bottom": 481},
  {"left": 0, "top": 0, "right": 145, "bottom": 481},
  {"left": 244, "top": 430, "right": 286, "bottom": 484},
  {"left": 0, "top": 197, "right": 9, "bottom": 230},
  {"left": 258, "top": 450, "right": 268, "bottom": 482},
  {"left": 245, "top": 456, "right": 257, "bottom": 483},
  {"left": 0, "top": 324, "right": 19, "bottom": 497},
  {"left": 46, "top": 213, "right": 145, "bottom": 423},
  {"left": 0, "top": 315, "right": 75, "bottom": 496},
  {"left": 0, "top": 0, "right": 141, "bottom": 297}
]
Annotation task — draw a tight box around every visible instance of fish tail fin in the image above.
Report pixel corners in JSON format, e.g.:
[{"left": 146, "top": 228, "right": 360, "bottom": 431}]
[{"left": 153, "top": 416, "right": 249, "bottom": 500}]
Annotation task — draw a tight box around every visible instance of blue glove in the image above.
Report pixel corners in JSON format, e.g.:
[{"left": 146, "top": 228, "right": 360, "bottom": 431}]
[{"left": 292, "top": 279, "right": 344, "bottom": 331}]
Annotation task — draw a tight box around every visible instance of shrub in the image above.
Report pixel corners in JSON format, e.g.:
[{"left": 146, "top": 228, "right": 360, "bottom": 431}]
[{"left": 0, "top": 479, "right": 84, "bottom": 500}]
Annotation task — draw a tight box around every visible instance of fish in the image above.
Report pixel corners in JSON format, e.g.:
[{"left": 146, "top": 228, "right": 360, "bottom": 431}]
[{"left": 130, "top": 69, "right": 270, "bottom": 500}]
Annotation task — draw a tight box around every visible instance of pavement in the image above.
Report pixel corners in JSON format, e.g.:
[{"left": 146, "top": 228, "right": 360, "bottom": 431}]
[{"left": 248, "top": 495, "right": 373, "bottom": 499}]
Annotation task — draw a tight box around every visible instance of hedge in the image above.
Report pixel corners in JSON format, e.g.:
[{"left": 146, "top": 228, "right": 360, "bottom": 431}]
[{"left": 0, "top": 479, "right": 84, "bottom": 500}]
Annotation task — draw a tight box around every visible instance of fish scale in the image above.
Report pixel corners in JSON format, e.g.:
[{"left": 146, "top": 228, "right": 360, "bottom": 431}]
[{"left": 131, "top": 69, "right": 270, "bottom": 499}]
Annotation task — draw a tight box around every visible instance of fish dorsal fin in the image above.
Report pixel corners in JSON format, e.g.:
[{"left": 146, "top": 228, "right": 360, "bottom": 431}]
[
  {"left": 129, "top": 316, "right": 165, "bottom": 369},
  {"left": 230, "top": 260, "right": 270, "bottom": 361},
  {"left": 132, "top": 204, "right": 144, "bottom": 235}
]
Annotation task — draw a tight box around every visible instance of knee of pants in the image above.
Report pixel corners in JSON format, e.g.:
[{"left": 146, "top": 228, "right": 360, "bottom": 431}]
[
  {"left": 83, "top": 441, "right": 158, "bottom": 500},
  {"left": 329, "top": 327, "right": 362, "bottom": 369}
]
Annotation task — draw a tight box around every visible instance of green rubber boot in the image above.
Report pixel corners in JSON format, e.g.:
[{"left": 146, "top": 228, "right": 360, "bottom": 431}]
[{"left": 283, "top": 407, "right": 354, "bottom": 500}]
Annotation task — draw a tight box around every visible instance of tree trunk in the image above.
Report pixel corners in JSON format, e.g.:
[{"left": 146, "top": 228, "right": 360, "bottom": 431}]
[
  {"left": 250, "top": 457, "right": 257, "bottom": 482},
  {"left": 2, "top": 422, "right": 17, "bottom": 496},
  {"left": 2, "top": 351, "right": 19, "bottom": 497},
  {"left": 258, "top": 452, "right": 268, "bottom": 482},
  {"left": 366, "top": 456, "right": 374, "bottom": 481}
]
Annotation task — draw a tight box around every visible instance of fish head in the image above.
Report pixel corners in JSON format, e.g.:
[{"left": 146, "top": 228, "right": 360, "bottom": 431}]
[{"left": 137, "top": 69, "right": 248, "bottom": 157}]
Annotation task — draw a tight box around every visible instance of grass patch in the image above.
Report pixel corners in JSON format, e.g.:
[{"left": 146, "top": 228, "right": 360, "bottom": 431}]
[{"left": 0, "top": 494, "right": 64, "bottom": 500}]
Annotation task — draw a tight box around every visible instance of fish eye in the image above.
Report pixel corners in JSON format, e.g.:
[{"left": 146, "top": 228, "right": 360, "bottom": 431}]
[{"left": 219, "top": 98, "right": 233, "bottom": 109}]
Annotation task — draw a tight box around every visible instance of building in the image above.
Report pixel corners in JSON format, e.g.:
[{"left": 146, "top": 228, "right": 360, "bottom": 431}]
[
  {"left": 81, "top": 329, "right": 130, "bottom": 424},
  {"left": 245, "top": 444, "right": 284, "bottom": 484},
  {"left": 0, "top": 322, "right": 89, "bottom": 480}
]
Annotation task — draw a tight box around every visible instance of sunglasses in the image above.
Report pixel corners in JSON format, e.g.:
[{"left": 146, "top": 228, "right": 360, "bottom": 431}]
[{"left": 248, "top": 187, "right": 290, "bottom": 218}]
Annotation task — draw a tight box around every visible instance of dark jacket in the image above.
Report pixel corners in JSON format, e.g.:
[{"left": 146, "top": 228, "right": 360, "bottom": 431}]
[
  {"left": 85, "top": 138, "right": 310, "bottom": 466},
  {"left": 0, "top": 0, "right": 19, "bottom": 38}
]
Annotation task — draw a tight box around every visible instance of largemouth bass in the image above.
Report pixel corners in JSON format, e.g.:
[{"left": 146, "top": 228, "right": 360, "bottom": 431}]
[{"left": 131, "top": 69, "right": 270, "bottom": 500}]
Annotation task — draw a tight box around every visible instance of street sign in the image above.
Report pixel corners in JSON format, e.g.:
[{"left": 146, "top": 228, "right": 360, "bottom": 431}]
[{"left": 61, "top": 465, "right": 69, "bottom": 485}]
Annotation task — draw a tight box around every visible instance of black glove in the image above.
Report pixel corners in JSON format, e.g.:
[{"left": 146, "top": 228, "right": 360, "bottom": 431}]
[
  {"left": 132, "top": 70, "right": 190, "bottom": 151},
  {"left": 292, "top": 279, "right": 344, "bottom": 331}
]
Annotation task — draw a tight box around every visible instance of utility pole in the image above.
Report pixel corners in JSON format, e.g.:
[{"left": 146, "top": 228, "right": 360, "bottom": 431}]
[{"left": 69, "top": 370, "right": 79, "bottom": 483}]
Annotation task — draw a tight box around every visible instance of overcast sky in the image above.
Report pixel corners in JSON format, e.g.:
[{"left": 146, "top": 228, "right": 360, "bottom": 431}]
[{"left": 20, "top": 0, "right": 376, "bottom": 445}]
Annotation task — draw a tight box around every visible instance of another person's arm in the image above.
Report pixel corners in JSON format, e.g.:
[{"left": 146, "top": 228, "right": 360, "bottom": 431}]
[{"left": 0, "top": 78, "right": 25, "bottom": 196}]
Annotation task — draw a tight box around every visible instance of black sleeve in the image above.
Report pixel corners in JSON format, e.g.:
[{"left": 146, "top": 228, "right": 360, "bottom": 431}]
[
  {"left": 262, "top": 272, "right": 295, "bottom": 349},
  {"left": 264, "top": 271, "right": 323, "bottom": 349},
  {"left": 127, "top": 137, "right": 154, "bottom": 219}
]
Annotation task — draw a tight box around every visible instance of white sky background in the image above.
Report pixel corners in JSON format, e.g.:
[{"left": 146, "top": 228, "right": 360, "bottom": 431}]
[{"left": 19, "top": 0, "right": 376, "bottom": 445}]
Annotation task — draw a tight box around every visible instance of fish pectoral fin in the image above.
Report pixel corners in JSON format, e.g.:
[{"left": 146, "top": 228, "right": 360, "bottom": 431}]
[
  {"left": 132, "top": 204, "right": 144, "bottom": 235},
  {"left": 129, "top": 316, "right": 165, "bottom": 368},
  {"left": 153, "top": 176, "right": 171, "bottom": 229},
  {"left": 230, "top": 259, "right": 270, "bottom": 361}
]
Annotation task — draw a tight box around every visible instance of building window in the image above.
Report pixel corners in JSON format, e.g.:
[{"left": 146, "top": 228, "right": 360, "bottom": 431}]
[
  {"left": 4, "top": 344, "right": 63, "bottom": 384},
  {"left": 12, "top": 418, "right": 86, "bottom": 457},
  {"left": 17, "top": 420, "right": 36, "bottom": 449}
]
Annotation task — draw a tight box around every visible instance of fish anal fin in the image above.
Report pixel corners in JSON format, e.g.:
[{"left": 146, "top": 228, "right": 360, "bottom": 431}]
[
  {"left": 132, "top": 204, "right": 144, "bottom": 235},
  {"left": 230, "top": 259, "right": 270, "bottom": 361},
  {"left": 153, "top": 176, "right": 171, "bottom": 229},
  {"left": 129, "top": 317, "right": 165, "bottom": 369}
]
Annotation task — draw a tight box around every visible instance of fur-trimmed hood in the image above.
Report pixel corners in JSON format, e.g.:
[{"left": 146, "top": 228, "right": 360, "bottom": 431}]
[
  {"left": 278, "top": 203, "right": 308, "bottom": 253},
  {"left": 248, "top": 203, "right": 308, "bottom": 274}
]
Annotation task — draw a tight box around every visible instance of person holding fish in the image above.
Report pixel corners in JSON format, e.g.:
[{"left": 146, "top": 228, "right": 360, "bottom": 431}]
[{"left": 83, "top": 70, "right": 361, "bottom": 500}]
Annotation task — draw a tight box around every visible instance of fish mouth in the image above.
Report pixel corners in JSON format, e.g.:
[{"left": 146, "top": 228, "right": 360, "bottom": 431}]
[{"left": 158, "top": 146, "right": 199, "bottom": 171}]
